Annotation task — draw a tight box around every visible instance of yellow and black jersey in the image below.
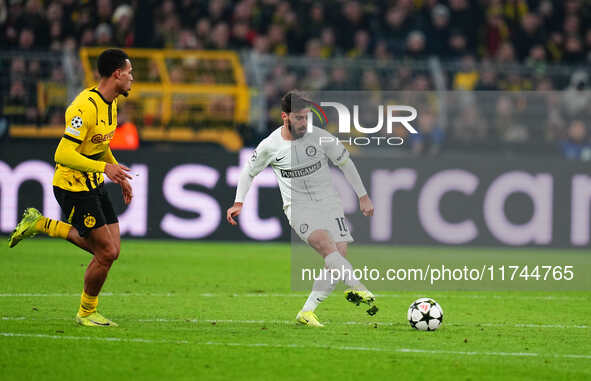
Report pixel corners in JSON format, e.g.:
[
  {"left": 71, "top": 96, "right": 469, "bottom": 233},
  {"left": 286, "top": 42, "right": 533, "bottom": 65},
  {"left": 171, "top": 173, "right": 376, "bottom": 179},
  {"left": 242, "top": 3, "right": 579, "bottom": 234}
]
[{"left": 53, "top": 87, "right": 119, "bottom": 192}]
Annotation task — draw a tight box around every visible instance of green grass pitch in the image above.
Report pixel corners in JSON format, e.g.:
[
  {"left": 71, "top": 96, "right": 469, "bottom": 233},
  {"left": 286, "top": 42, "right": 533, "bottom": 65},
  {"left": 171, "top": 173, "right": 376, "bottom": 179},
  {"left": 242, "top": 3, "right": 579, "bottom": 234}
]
[{"left": 1, "top": 239, "right": 590, "bottom": 380}]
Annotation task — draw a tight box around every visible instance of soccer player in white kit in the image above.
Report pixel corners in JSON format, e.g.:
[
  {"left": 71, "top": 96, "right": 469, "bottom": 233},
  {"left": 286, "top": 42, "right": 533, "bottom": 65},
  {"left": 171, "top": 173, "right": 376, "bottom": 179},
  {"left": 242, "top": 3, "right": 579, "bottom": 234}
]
[{"left": 226, "top": 91, "right": 377, "bottom": 327}]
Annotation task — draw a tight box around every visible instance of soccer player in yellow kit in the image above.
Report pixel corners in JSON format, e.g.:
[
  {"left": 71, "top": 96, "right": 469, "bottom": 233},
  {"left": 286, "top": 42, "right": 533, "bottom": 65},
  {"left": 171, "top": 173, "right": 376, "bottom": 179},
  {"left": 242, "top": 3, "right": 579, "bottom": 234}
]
[{"left": 8, "top": 49, "right": 134, "bottom": 327}]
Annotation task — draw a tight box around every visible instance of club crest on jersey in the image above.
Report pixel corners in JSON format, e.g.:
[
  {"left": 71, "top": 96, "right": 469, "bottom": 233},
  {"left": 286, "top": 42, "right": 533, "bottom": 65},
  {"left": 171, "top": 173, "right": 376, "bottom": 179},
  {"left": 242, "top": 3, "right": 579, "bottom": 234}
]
[
  {"left": 299, "top": 224, "right": 309, "bottom": 234},
  {"left": 83, "top": 214, "right": 96, "bottom": 228},
  {"left": 305, "top": 145, "right": 317, "bottom": 157}
]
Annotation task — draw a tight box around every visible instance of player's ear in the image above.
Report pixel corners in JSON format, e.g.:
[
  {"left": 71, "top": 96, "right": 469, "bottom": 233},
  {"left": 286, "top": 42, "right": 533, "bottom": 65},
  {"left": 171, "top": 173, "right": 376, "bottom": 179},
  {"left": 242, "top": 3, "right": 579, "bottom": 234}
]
[{"left": 281, "top": 111, "right": 288, "bottom": 122}]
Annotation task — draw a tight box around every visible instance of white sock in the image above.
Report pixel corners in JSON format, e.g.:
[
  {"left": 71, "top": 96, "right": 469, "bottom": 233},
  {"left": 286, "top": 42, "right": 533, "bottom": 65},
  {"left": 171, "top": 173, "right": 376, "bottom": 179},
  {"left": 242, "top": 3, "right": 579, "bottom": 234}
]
[
  {"left": 324, "top": 251, "right": 367, "bottom": 291},
  {"left": 301, "top": 275, "right": 338, "bottom": 312}
]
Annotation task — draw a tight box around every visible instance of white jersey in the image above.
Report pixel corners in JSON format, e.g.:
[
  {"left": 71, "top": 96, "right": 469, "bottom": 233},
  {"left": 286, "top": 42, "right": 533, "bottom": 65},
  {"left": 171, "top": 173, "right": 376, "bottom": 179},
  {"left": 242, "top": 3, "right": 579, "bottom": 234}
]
[{"left": 247, "top": 126, "right": 350, "bottom": 208}]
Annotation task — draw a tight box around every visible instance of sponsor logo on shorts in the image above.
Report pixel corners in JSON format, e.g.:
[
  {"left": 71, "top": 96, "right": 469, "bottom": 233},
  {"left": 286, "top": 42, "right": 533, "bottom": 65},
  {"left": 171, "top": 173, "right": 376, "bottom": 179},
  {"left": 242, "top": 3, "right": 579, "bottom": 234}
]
[
  {"left": 280, "top": 161, "right": 321, "bottom": 178},
  {"left": 84, "top": 215, "right": 96, "bottom": 228},
  {"left": 299, "top": 224, "right": 309, "bottom": 234},
  {"left": 305, "top": 145, "right": 317, "bottom": 157}
]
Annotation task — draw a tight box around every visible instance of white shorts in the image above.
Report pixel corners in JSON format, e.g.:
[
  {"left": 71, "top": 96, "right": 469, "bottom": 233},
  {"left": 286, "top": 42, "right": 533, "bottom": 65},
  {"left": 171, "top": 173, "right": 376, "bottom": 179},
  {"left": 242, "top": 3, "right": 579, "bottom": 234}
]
[{"left": 284, "top": 202, "right": 354, "bottom": 244}]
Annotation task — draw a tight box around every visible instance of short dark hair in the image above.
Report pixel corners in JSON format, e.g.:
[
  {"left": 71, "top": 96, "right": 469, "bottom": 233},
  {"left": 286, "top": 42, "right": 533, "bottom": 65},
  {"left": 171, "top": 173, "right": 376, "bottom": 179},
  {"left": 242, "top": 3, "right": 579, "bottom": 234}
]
[
  {"left": 97, "top": 49, "right": 129, "bottom": 78},
  {"left": 281, "top": 91, "right": 310, "bottom": 113}
]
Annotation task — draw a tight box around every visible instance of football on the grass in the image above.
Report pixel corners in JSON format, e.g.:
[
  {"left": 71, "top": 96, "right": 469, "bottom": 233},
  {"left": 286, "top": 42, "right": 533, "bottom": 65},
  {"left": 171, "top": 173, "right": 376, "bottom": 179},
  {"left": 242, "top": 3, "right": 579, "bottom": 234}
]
[{"left": 408, "top": 298, "right": 443, "bottom": 331}]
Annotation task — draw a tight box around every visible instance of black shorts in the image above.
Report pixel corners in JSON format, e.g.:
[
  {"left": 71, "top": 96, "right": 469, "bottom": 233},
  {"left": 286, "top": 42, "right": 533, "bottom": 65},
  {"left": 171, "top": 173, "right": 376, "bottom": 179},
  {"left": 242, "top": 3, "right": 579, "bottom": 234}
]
[{"left": 53, "top": 184, "right": 118, "bottom": 237}]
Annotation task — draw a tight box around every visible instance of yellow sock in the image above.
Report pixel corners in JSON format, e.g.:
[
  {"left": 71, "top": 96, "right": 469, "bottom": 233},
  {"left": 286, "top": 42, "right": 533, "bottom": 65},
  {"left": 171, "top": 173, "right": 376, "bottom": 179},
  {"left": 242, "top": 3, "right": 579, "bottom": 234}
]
[
  {"left": 34, "top": 217, "right": 71, "bottom": 239},
  {"left": 78, "top": 291, "right": 98, "bottom": 317}
]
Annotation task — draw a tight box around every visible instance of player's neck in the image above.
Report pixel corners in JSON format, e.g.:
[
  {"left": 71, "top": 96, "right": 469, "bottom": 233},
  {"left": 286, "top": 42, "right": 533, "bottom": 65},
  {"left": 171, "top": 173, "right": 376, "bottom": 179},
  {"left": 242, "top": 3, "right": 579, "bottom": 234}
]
[{"left": 96, "top": 80, "right": 118, "bottom": 103}]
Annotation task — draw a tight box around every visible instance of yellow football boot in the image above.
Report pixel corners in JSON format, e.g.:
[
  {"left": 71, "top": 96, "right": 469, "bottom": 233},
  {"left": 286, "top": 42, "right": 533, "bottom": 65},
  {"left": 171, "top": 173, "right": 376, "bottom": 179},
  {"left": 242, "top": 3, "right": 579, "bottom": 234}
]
[
  {"left": 8, "top": 208, "right": 43, "bottom": 248},
  {"left": 296, "top": 310, "right": 324, "bottom": 327},
  {"left": 76, "top": 312, "right": 119, "bottom": 327}
]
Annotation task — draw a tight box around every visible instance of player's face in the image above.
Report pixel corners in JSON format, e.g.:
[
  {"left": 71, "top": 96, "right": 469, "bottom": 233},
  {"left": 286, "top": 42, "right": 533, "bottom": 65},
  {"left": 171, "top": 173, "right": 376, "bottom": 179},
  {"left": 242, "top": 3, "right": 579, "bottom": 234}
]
[
  {"left": 116, "top": 59, "right": 133, "bottom": 97},
  {"left": 287, "top": 108, "right": 309, "bottom": 139}
]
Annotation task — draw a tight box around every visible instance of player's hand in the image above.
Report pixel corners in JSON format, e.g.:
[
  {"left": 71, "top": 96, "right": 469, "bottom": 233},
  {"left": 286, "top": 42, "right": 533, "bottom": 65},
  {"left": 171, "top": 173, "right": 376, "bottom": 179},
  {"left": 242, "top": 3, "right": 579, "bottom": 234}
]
[
  {"left": 226, "top": 202, "right": 243, "bottom": 226},
  {"left": 359, "top": 194, "right": 374, "bottom": 217},
  {"left": 105, "top": 163, "right": 133, "bottom": 184},
  {"left": 120, "top": 179, "right": 133, "bottom": 205}
]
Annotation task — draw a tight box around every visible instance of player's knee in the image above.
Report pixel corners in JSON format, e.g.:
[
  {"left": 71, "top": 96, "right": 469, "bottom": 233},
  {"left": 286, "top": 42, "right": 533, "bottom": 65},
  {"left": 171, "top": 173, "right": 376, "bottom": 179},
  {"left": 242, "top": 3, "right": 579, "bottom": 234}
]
[
  {"left": 113, "top": 242, "right": 121, "bottom": 260},
  {"left": 95, "top": 243, "right": 119, "bottom": 265},
  {"left": 308, "top": 231, "right": 336, "bottom": 255}
]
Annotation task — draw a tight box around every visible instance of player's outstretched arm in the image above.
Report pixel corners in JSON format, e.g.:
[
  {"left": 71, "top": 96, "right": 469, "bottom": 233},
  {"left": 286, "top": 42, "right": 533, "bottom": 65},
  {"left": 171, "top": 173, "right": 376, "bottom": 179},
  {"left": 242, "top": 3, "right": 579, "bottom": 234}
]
[
  {"left": 226, "top": 165, "right": 254, "bottom": 226},
  {"left": 339, "top": 158, "right": 374, "bottom": 217}
]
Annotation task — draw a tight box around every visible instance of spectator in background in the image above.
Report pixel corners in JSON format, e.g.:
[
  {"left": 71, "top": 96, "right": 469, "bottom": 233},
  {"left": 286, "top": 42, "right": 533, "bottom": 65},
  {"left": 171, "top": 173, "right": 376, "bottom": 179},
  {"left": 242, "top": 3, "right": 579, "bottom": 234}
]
[
  {"left": 267, "top": 23, "right": 287, "bottom": 55},
  {"left": 95, "top": 23, "right": 113, "bottom": 46},
  {"left": 475, "top": 65, "right": 499, "bottom": 90},
  {"left": 380, "top": 6, "right": 411, "bottom": 56},
  {"left": 373, "top": 40, "right": 391, "bottom": 61},
  {"left": 481, "top": 7, "right": 509, "bottom": 58},
  {"left": 209, "top": 22, "right": 230, "bottom": 49},
  {"left": 448, "top": 0, "right": 479, "bottom": 50},
  {"left": 494, "top": 95, "right": 529, "bottom": 143},
  {"left": 405, "top": 30, "right": 426, "bottom": 60},
  {"left": 452, "top": 99, "right": 488, "bottom": 142},
  {"left": 453, "top": 55, "right": 479, "bottom": 90},
  {"left": 319, "top": 28, "right": 337, "bottom": 58},
  {"left": 112, "top": 4, "right": 134, "bottom": 47},
  {"left": 562, "top": 70, "right": 591, "bottom": 120},
  {"left": 513, "top": 13, "right": 544, "bottom": 61},
  {"left": 410, "top": 109, "right": 444, "bottom": 155},
  {"left": 427, "top": 4, "right": 451, "bottom": 57},
  {"left": 337, "top": 1, "right": 366, "bottom": 52},
  {"left": 495, "top": 41, "right": 516, "bottom": 63},
  {"left": 560, "top": 120, "right": 591, "bottom": 161},
  {"left": 4, "top": 80, "right": 28, "bottom": 124},
  {"left": 448, "top": 29, "right": 468, "bottom": 59},
  {"left": 325, "top": 67, "right": 350, "bottom": 90},
  {"left": 562, "top": 35, "right": 584, "bottom": 63},
  {"left": 18, "top": 28, "right": 35, "bottom": 50},
  {"left": 347, "top": 29, "right": 371, "bottom": 59}
]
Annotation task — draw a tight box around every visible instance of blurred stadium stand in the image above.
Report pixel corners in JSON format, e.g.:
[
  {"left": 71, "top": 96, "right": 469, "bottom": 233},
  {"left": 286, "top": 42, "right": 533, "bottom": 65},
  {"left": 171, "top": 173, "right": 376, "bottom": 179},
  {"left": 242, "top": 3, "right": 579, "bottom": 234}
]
[{"left": 2, "top": 0, "right": 591, "bottom": 158}]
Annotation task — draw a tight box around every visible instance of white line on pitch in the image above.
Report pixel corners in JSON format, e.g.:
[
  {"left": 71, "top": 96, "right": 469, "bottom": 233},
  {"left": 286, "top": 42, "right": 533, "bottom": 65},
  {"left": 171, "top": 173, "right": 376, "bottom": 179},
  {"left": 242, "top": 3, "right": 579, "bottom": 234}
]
[
  {"left": 0, "top": 332, "right": 189, "bottom": 344},
  {"left": 1, "top": 332, "right": 590, "bottom": 360},
  {"left": 2, "top": 316, "right": 588, "bottom": 329},
  {"left": 0, "top": 292, "right": 588, "bottom": 301}
]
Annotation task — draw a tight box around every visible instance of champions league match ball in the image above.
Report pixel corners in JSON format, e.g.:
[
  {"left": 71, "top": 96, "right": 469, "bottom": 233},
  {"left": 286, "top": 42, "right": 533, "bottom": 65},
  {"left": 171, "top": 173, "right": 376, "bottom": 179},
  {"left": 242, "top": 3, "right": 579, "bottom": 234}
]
[{"left": 408, "top": 298, "right": 444, "bottom": 331}]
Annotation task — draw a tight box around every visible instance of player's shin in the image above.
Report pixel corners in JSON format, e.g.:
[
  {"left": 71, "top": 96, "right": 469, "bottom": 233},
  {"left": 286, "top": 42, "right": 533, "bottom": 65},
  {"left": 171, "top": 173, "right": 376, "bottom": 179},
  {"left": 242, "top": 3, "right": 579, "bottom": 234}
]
[
  {"left": 301, "top": 272, "right": 338, "bottom": 312},
  {"left": 324, "top": 251, "right": 368, "bottom": 291},
  {"left": 35, "top": 217, "right": 71, "bottom": 239}
]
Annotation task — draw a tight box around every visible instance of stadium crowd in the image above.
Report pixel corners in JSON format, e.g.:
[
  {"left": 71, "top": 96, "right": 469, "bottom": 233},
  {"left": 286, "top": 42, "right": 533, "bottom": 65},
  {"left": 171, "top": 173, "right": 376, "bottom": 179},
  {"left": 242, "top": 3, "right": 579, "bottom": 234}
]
[
  {"left": 2, "top": 0, "right": 591, "bottom": 158},
  {"left": 3, "top": 0, "right": 591, "bottom": 65}
]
